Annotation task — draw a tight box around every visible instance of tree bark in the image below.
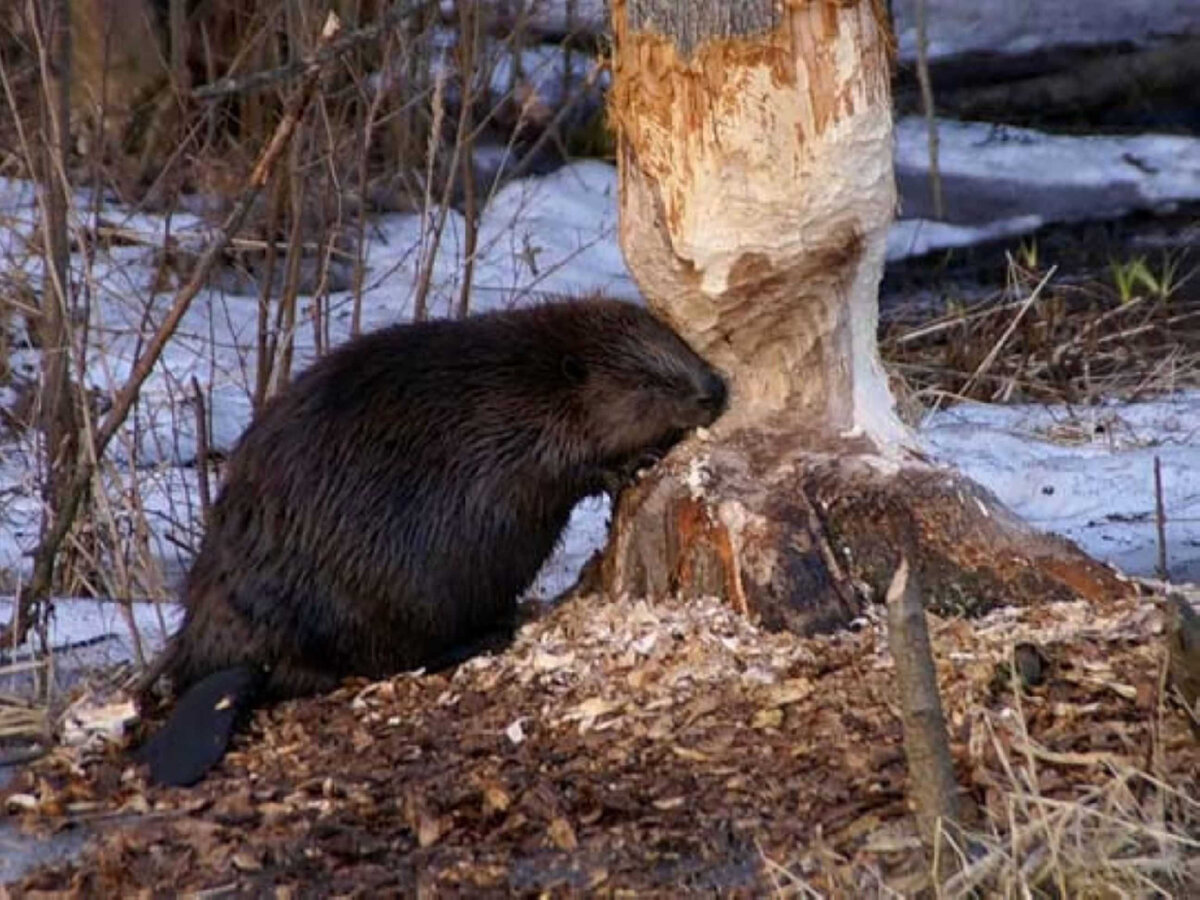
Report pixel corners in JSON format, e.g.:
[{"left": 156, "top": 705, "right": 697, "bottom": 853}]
[
  {"left": 602, "top": 0, "right": 1130, "bottom": 630},
  {"left": 35, "top": 0, "right": 79, "bottom": 543}
]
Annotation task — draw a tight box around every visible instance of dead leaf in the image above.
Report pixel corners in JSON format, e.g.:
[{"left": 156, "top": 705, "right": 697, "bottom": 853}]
[
  {"left": 752, "top": 708, "right": 783, "bottom": 729},
  {"left": 533, "top": 649, "right": 575, "bottom": 672},
  {"left": 417, "top": 812, "right": 444, "bottom": 848},
  {"left": 482, "top": 784, "right": 511, "bottom": 815},
  {"left": 232, "top": 851, "right": 263, "bottom": 872},
  {"left": 5, "top": 793, "right": 37, "bottom": 812},
  {"left": 762, "top": 678, "right": 815, "bottom": 708},
  {"left": 547, "top": 816, "right": 578, "bottom": 851},
  {"left": 565, "top": 697, "right": 624, "bottom": 721},
  {"left": 505, "top": 718, "right": 526, "bottom": 744}
]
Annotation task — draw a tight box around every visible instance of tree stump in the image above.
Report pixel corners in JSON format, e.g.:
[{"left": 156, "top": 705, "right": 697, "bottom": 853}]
[{"left": 602, "top": 431, "right": 1129, "bottom": 634}]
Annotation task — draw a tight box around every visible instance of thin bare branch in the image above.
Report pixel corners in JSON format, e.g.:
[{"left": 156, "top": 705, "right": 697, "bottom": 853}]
[{"left": 0, "top": 11, "right": 345, "bottom": 650}]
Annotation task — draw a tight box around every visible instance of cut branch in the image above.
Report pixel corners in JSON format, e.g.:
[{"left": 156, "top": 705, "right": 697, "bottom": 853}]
[{"left": 886, "top": 556, "right": 964, "bottom": 869}]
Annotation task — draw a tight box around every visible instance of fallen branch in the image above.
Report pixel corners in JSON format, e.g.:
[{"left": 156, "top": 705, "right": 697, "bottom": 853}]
[{"left": 0, "top": 12, "right": 345, "bottom": 652}]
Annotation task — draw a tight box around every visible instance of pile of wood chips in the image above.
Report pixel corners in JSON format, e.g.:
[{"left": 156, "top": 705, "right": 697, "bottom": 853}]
[{"left": 2, "top": 583, "right": 1197, "bottom": 897}]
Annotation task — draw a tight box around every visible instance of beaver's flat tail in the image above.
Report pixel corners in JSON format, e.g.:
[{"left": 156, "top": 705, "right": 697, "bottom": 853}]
[{"left": 135, "top": 665, "right": 263, "bottom": 787}]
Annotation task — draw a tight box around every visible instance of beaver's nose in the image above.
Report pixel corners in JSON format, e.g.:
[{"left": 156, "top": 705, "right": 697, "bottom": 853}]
[{"left": 697, "top": 369, "right": 728, "bottom": 418}]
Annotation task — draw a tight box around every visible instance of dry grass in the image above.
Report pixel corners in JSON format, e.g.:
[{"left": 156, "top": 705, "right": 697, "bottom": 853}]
[
  {"left": 938, "top": 708, "right": 1197, "bottom": 897},
  {"left": 759, "top": 588, "right": 1200, "bottom": 898},
  {"left": 882, "top": 250, "right": 1200, "bottom": 417},
  {"left": 0, "top": 0, "right": 611, "bottom": 625}
]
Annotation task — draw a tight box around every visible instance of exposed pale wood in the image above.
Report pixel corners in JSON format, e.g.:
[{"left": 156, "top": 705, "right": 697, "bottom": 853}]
[
  {"left": 601, "top": 0, "right": 1134, "bottom": 627},
  {"left": 609, "top": 0, "right": 906, "bottom": 446}
]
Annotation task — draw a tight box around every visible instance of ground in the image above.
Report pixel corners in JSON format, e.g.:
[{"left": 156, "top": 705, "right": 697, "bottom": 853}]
[{"left": 3, "top": 582, "right": 1196, "bottom": 896}]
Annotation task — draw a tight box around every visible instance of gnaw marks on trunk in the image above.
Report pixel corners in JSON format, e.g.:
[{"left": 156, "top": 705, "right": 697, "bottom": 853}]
[{"left": 602, "top": 429, "right": 1130, "bottom": 634}]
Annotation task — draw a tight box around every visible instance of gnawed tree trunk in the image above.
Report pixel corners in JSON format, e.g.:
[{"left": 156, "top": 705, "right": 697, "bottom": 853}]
[{"left": 602, "top": 0, "right": 1129, "bottom": 630}]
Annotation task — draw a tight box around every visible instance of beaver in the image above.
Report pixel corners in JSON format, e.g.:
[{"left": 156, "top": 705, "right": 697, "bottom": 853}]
[{"left": 136, "top": 297, "right": 727, "bottom": 785}]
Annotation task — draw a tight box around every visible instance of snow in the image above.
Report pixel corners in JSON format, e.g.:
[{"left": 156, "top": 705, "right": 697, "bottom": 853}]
[
  {"left": 887, "top": 116, "right": 1200, "bottom": 258},
  {"left": 889, "top": 0, "right": 1197, "bottom": 61},
  {"left": 886, "top": 214, "right": 1045, "bottom": 262},
  {"left": 2, "top": 120, "right": 1199, "bottom": 684},
  {"left": 894, "top": 117, "right": 1200, "bottom": 226},
  {"left": 921, "top": 394, "right": 1200, "bottom": 583}
]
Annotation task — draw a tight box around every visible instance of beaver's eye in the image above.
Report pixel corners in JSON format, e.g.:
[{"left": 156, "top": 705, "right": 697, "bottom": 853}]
[{"left": 561, "top": 355, "right": 586, "bottom": 384}]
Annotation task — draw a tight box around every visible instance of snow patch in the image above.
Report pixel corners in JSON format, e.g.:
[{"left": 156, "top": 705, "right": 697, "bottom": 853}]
[
  {"left": 894, "top": 117, "right": 1200, "bottom": 226},
  {"left": 890, "top": 0, "right": 1197, "bottom": 61},
  {"left": 920, "top": 392, "right": 1200, "bottom": 582}
]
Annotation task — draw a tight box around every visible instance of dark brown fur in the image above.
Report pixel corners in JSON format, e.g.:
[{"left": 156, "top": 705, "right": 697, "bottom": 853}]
[{"left": 160, "top": 297, "right": 727, "bottom": 704}]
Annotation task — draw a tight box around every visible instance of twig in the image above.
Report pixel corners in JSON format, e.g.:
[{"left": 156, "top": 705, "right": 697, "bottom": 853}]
[
  {"left": 957, "top": 263, "right": 1057, "bottom": 400},
  {"left": 191, "top": 375, "right": 212, "bottom": 525},
  {"left": 191, "top": 0, "right": 437, "bottom": 100},
  {"left": 270, "top": 140, "right": 306, "bottom": 395},
  {"left": 349, "top": 31, "right": 394, "bottom": 338},
  {"left": 456, "top": 0, "right": 481, "bottom": 320},
  {"left": 1153, "top": 456, "right": 1168, "bottom": 582},
  {"left": 914, "top": 0, "right": 943, "bottom": 219},
  {"left": 253, "top": 172, "right": 286, "bottom": 411},
  {"left": 412, "top": 64, "right": 450, "bottom": 321}
]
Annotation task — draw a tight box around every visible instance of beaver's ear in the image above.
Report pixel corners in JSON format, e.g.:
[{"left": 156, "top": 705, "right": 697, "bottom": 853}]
[{"left": 561, "top": 354, "right": 587, "bottom": 385}]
